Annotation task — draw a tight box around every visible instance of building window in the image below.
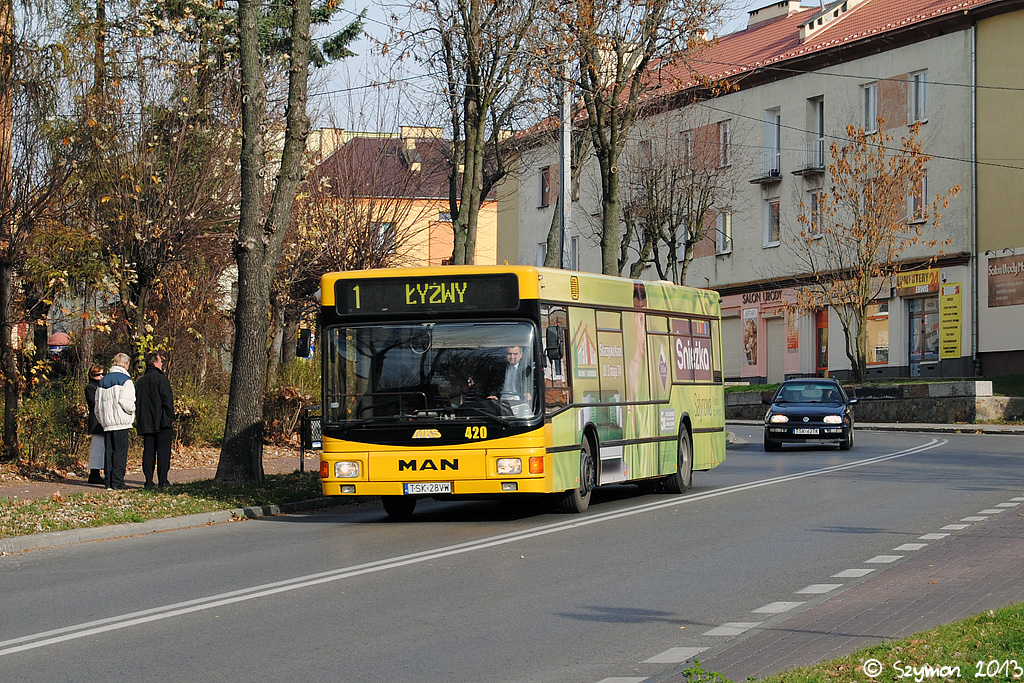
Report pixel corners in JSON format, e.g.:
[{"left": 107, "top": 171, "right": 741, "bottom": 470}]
[
  {"left": 807, "top": 189, "right": 824, "bottom": 237},
  {"left": 715, "top": 210, "right": 732, "bottom": 254},
  {"left": 438, "top": 212, "right": 452, "bottom": 222},
  {"left": 765, "top": 199, "right": 781, "bottom": 247},
  {"left": 373, "top": 222, "right": 396, "bottom": 252},
  {"left": 866, "top": 301, "right": 889, "bottom": 364},
  {"left": 909, "top": 173, "right": 927, "bottom": 222},
  {"left": 765, "top": 108, "right": 781, "bottom": 175},
  {"left": 539, "top": 166, "right": 551, "bottom": 208},
  {"left": 537, "top": 242, "right": 547, "bottom": 266},
  {"left": 718, "top": 120, "right": 732, "bottom": 167},
  {"left": 909, "top": 71, "right": 928, "bottom": 124},
  {"left": 862, "top": 82, "right": 878, "bottom": 132},
  {"left": 812, "top": 97, "right": 825, "bottom": 166},
  {"left": 681, "top": 130, "right": 694, "bottom": 173}
]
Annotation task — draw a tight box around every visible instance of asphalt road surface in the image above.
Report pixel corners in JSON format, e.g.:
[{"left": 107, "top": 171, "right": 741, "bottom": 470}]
[{"left": 2, "top": 429, "right": 1022, "bottom": 683}]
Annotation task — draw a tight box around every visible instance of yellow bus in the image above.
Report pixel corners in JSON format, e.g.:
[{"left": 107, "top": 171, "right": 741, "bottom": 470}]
[{"left": 318, "top": 266, "right": 725, "bottom": 516}]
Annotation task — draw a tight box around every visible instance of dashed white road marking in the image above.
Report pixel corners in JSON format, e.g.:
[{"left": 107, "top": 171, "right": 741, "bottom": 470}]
[
  {"left": 643, "top": 646, "right": 708, "bottom": 663},
  {"left": 796, "top": 584, "right": 843, "bottom": 594},
  {"left": 833, "top": 568, "right": 875, "bottom": 578},
  {"left": 941, "top": 524, "right": 970, "bottom": 530},
  {"left": 865, "top": 555, "right": 903, "bottom": 563},
  {"left": 994, "top": 502, "right": 1019, "bottom": 508},
  {"left": 893, "top": 543, "right": 927, "bottom": 551},
  {"left": 919, "top": 533, "right": 949, "bottom": 540},
  {"left": 704, "top": 622, "right": 762, "bottom": 636},
  {"left": 597, "top": 678, "right": 646, "bottom": 683},
  {"left": 960, "top": 516, "right": 988, "bottom": 522},
  {"left": 978, "top": 509, "right": 1004, "bottom": 514},
  {"left": 753, "top": 601, "right": 805, "bottom": 614}
]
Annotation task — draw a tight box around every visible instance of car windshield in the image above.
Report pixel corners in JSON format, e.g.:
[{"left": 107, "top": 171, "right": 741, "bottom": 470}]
[
  {"left": 776, "top": 383, "right": 843, "bottom": 404},
  {"left": 323, "top": 321, "right": 539, "bottom": 424}
]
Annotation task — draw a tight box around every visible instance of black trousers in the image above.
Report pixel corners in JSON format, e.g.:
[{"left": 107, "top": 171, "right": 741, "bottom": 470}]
[
  {"left": 104, "top": 430, "right": 130, "bottom": 489},
  {"left": 142, "top": 429, "right": 174, "bottom": 486}
]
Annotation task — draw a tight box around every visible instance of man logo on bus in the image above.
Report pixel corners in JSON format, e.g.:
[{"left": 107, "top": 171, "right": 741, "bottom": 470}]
[{"left": 398, "top": 459, "right": 459, "bottom": 471}]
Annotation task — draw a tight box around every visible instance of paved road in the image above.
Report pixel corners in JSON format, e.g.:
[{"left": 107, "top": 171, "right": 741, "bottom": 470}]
[{"left": 1, "top": 428, "right": 1022, "bottom": 683}]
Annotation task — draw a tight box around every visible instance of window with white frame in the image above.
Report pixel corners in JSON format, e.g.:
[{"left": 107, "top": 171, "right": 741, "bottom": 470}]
[
  {"left": 811, "top": 97, "right": 825, "bottom": 167},
  {"left": 765, "top": 199, "right": 781, "bottom": 246},
  {"left": 909, "top": 173, "right": 927, "bottom": 222},
  {"left": 536, "top": 242, "right": 547, "bottom": 266},
  {"left": 807, "top": 189, "right": 824, "bottom": 237},
  {"left": 863, "top": 82, "right": 878, "bottom": 132},
  {"left": 539, "top": 166, "right": 551, "bottom": 208},
  {"left": 765, "top": 108, "right": 781, "bottom": 175},
  {"left": 438, "top": 211, "right": 452, "bottom": 222},
  {"left": 715, "top": 210, "right": 732, "bottom": 254},
  {"left": 718, "top": 120, "right": 732, "bottom": 167},
  {"left": 909, "top": 71, "right": 928, "bottom": 124},
  {"left": 373, "top": 222, "right": 396, "bottom": 252}
]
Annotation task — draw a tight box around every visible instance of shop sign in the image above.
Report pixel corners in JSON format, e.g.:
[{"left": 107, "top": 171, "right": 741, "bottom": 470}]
[
  {"left": 740, "top": 289, "right": 783, "bottom": 305},
  {"left": 895, "top": 268, "right": 939, "bottom": 297},
  {"left": 939, "top": 283, "right": 961, "bottom": 359},
  {"left": 987, "top": 254, "right": 1024, "bottom": 308}
]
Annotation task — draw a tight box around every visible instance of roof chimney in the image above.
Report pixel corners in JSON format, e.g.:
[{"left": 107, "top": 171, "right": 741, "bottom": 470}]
[{"left": 747, "top": 0, "right": 803, "bottom": 28}]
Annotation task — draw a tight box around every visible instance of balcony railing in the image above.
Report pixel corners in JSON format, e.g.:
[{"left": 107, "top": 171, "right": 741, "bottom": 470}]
[
  {"left": 792, "top": 139, "right": 826, "bottom": 175},
  {"left": 750, "top": 150, "right": 782, "bottom": 184}
]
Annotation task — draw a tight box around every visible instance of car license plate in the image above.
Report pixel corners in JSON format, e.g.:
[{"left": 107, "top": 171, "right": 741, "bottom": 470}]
[
  {"left": 404, "top": 482, "right": 452, "bottom": 495},
  {"left": 793, "top": 428, "right": 819, "bottom": 435}
]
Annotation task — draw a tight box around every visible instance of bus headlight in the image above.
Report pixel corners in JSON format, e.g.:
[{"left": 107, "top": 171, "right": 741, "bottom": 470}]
[
  {"left": 496, "top": 458, "right": 522, "bottom": 475},
  {"left": 334, "top": 461, "right": 360, "bottom": 478},
  {"left": 769, "top": 414, "right": 789, "bottom": 424}
]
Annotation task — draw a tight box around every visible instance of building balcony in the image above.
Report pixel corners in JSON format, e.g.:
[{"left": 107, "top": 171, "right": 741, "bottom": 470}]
[
  {"left": 792, "top": 139, "right": 826, "bottom": 176},
  {"left": 750, "top": 150, "right": 782, "bottom": 184}
]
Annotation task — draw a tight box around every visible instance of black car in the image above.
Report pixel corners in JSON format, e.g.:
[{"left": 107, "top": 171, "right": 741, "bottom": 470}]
[{"left": 763, "top": 378, "right": 857, "bottom": 451}]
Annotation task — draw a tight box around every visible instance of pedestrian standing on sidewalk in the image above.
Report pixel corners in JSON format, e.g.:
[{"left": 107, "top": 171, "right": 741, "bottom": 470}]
[
  {"left": 95, "top": 352, "right": 136, "bottom": 490},
  {"left": 136, "top": 351, "right": 175, "bottom": 489},
  {"left": 83, "top": 365, "right": 106, "bottom": 484}
]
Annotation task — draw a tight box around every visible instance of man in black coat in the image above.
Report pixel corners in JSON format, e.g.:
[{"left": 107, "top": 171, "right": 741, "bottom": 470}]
[{"left": 136, "top": 352, "right": 175, "bottom": 488}]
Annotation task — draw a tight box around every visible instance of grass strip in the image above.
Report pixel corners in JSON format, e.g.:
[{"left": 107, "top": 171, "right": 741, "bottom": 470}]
[{"left": 0, "top": 471, "right": 323, "bottom": 538}]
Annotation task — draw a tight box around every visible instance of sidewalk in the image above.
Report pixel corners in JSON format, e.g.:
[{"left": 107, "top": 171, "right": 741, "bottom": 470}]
[{"left": 660, "top": 495, "right": 1024, "bottom": 681}]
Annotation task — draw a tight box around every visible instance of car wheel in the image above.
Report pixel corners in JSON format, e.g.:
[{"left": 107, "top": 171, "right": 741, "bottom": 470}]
[
  {"left": 839, "top": 426, "right": 854, "bottom": 451},
  {"left": 663, "top": 427, "right": 693, "bottom": 494},
  {"left": 558, "top": 436, "right": 596, "bottom": 513}
]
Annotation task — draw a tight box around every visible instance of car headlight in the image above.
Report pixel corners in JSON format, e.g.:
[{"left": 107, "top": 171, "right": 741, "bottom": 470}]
[
  {"left": 769, "top": 414, "right": 789, "bottom": 424},
  {"left": 334, "top": 461, "right": 360, "bottom": 478},
  {"left": 823, "top": 415, "right": 843, "bottom": 424},
  {"left": 497, "top": 458, "right": 522, "bottom": 475}
]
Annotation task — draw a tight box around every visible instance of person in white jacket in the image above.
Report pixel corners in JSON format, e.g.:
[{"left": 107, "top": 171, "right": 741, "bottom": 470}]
[{"left": 95, "top": 353, "right": 136, "bottom": 489}]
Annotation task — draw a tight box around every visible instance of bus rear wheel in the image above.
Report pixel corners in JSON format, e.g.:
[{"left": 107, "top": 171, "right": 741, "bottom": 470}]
[
  {"left": 382, "top": 495, "right": 417, "bottom": 517},
  {"left": 558, "top": 437, "right": 596, "bottom": 513},
  {"left": 663, "top": 428, "right": 692, "bottom": 494}
]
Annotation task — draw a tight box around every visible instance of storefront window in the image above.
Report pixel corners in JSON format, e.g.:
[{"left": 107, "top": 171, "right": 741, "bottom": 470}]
[
  {"left": 909, "top": 296, "right": 939, "bottom": 372},
  {"left": 866, "top": 302, "right": 889, "bottom": 364}
]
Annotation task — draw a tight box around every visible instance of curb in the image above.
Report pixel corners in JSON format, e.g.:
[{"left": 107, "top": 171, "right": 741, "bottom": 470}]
[
  {"left": 0, "top": 496, "right": 349, "bottom": 556},
  {"left": 727, "top": 420, "right": 1024, "bottom": 435}
]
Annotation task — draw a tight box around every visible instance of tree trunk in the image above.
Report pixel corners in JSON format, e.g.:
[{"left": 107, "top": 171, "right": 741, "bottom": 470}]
[
  {"left": 218, "top": 0, "right": 311, "bottom": 484},
  {"left": 0, "top": 262, "right": 20, "bottom": 461}
]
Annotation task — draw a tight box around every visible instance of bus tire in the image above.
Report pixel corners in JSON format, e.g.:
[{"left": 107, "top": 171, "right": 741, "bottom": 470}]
[
  {"left": 663, "top": 428, "right": 692, "bottom": 494},
  {"left": 382, "top": 495, "right": 417, "bottom": 517},
  {"left": 558, "top": 436, "right": 596, "bottom": 513}
]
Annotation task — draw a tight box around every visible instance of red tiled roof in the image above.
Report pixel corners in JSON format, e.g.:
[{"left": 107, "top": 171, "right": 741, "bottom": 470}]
[
  {"left": 311, "top": 135, "right": 453, "bottom": 200},
  {"left": 651, "top": 0, "right": 1004, "bottom": 97}
]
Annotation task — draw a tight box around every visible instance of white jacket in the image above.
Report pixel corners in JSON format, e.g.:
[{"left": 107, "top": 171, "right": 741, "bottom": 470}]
[{"left": 95, "top": 365, "right": 136, "bottom": 431}]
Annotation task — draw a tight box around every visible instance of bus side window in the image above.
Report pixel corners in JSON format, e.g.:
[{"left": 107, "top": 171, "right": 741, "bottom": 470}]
[{"left": 542, "top": 306, "right": 570, "bottom": 411}]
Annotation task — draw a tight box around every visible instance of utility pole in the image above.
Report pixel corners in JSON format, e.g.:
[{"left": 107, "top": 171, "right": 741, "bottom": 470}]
[{"left": 559, "top": 67, "right": 572, "bottom": 270}]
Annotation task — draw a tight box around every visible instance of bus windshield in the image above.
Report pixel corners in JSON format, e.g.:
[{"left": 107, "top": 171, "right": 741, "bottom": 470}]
[{"left": 324, "top": 321, "right": 539, "bottom": 424}]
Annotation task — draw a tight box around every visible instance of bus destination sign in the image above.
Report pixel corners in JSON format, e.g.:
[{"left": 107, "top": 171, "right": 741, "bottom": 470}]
[{"left": 337, "top": 274, "right": 520, "bottom": 314}]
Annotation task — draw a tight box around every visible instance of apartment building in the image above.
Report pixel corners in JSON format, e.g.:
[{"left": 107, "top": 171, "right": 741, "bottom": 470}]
[{"left": 499, "top": 0, "right": 1024, "bottom": 381}]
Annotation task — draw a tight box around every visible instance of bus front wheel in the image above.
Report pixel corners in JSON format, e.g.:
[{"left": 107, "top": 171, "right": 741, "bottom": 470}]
[
  {"left": 663, "top": 428, "right": 693, "bottom": 494},
  {"left": 558, "top": 437, "right": 596, "bottom": 513},
  {"left": 382, "top": 495, "right": 417, "bottom": 517}
]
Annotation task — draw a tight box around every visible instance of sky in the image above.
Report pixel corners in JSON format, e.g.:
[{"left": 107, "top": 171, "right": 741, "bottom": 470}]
[{"left": 308, "top": 0, "right": 779, "bottom": 133}]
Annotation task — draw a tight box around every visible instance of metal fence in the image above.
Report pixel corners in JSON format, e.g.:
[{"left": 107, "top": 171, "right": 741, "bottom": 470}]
[{"left": 298, "top": 405, "right": 322, "bottom": 472}]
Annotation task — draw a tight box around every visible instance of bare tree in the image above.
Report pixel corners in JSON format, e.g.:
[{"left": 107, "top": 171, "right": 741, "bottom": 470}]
[
  {"left": 548, "top": 0, "right": 725, "bottom": 275},
  {"left": 790, "top": 120, "right": 960, "bottom": 382},
  {"left": 620, "top": 104, "right": 736, "bottom": 283},
  {"left": 396, "top": 0, "right": 545, "bottom": 265}
]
